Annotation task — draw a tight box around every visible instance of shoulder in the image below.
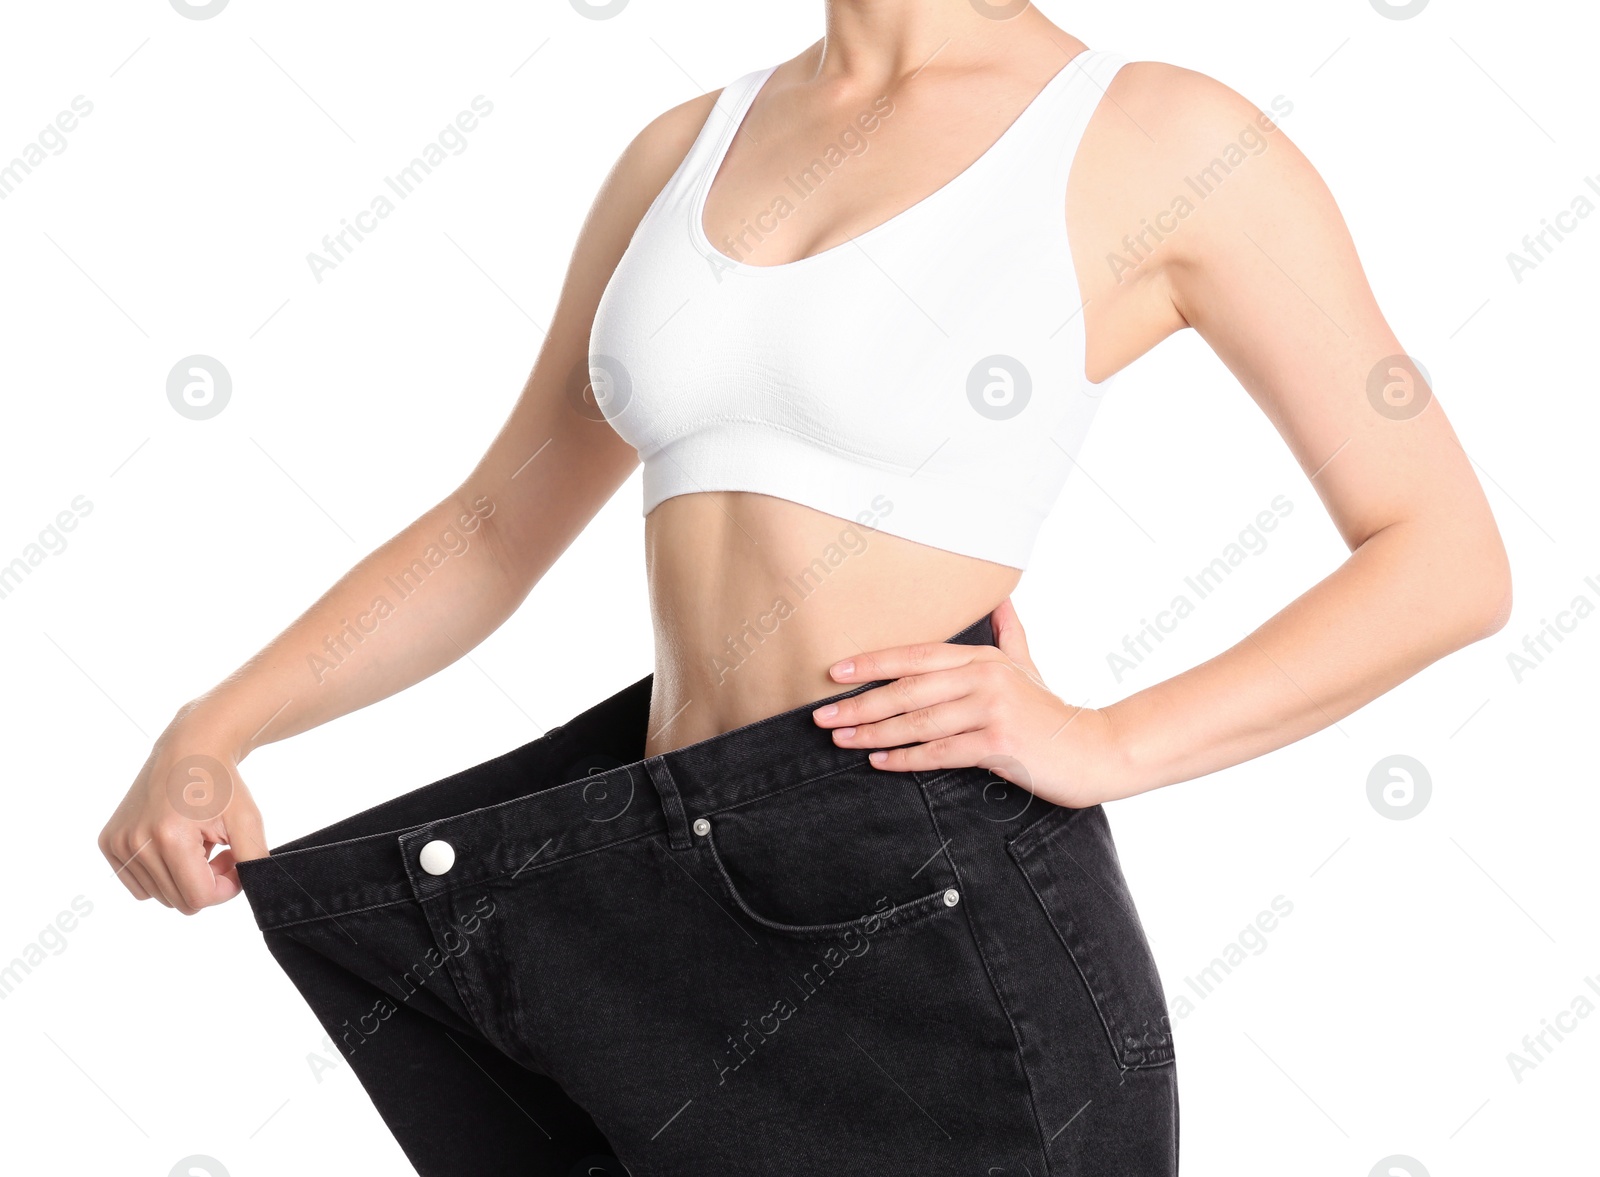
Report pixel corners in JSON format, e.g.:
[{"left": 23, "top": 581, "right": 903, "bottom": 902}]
[
  {"left": 613, "top": 50, "right": 807, "bottom": 186},
  {"left": 1064, "top": 56, "right": 1336, "bottom": 359},
  {"left": 1084, "top": 56, "right": 1307, "bottom": 189},
  {"left": 598, "top": 86, "right": 724, "bottom": 212},
  {"left": 540, "top": 82, "right": 731, "bottom": 321},
  {"left": 1080, "top": 57, "right": 1326, "bottom": 266},
  {"left": 622, "top": 86, "right": 724, "bottom": 175},
  {"left": 1097, "top": 58, "right": 1292, "bottom": 145}
]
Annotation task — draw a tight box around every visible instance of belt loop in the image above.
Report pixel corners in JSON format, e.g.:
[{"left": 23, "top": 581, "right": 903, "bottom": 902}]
[{"left": 644, "top": 755, "right": 693, "bottom": 850}]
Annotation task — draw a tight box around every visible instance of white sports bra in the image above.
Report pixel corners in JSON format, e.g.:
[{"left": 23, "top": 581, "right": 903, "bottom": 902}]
[{"left": 590, "top": 47, "right": 1129, "bottom": 570}]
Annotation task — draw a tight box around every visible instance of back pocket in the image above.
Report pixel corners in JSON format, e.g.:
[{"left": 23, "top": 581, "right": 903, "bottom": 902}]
[{"left": 1006, "top": 803, "right": 1175, "bottom": 1069}]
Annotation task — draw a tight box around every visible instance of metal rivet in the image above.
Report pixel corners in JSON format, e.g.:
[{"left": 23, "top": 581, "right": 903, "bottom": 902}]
[
  {"left": 943, "top": 888, "right": 960, "bottom": 907},
  {"left": 692, "top": 817, "right": 711, "bottom": 837},
  {"left": 418, "top": 839, "right": 455, "bottom": 876}
]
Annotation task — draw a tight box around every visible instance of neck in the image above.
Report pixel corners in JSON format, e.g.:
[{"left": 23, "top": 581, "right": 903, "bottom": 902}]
[{"left": 814, "top": 0, "right": 1055, "bottom": 86}]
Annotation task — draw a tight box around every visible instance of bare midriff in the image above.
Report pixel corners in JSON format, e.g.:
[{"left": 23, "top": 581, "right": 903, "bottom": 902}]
[{"left": 641, "top": 490, "right": 1019, "bottom": 757}]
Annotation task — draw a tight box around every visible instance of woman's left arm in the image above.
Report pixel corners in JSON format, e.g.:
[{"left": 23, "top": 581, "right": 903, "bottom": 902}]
[{"left": 813, "top": 66, "right": 1513, "bottom": 806}]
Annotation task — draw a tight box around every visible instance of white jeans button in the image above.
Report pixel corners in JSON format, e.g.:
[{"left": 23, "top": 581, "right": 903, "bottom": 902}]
[
  {"left": 692, "top": 817, "right": 711, "bottom": 837},
  {"left": 943, "top": 888, "right": 961, "bottom": 907},
  {"left": 418, "top": 839, "right": 456, "bottom": 876}
]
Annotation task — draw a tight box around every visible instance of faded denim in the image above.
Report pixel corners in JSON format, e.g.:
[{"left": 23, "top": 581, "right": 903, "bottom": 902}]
[{"left": 237, "top": 612, "right": 1178, "bottom": 1176}]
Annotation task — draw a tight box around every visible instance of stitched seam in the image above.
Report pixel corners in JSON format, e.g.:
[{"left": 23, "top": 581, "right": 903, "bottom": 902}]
[
  {"left": 1008, "top": 803, "right": 1073, "bottom": 860},
  {"left": 1011, "top": 853, "right": 1128, "bottom": 1072},
  {"left": 690, "top": 67, "right": 770, "bottom": 257},
  {"left": 253, "top": 893, "right": 418, "bottom": 932},
  {"left": 921, "top": 789, "right": 1055, "bottom": 1176},
  {"left": 916, "top": 767, "right": 967, "bottom": 793},
  {"left": 499, "top": 895, "right": 549, "bottom": 1075},
  {"left": 1008, "top": 841, "right": 1175, "bottom": 1071},
  {"left": 697, "top": 755, "right": 875, "bottom": 820},
  {"left": 475, "top": 824, "right": 660, "bottom": 889},
  {"left": 431, "top": 900, "right": 497, "bottom": 1044},
  {"left": 251, "top": 763, "right": 884, "bottom": 926},
  {"left": 923, "top": 767, "right": 1060, "bottom": 840},
  {"left": 701, "top": 828, "right": 953, "bottom": 941},
  {"left": 471, "top": 758, "right": 877, "bottom": 890},
  {"left": 643, "top": 414, "right": 928, "bottom": 477}
]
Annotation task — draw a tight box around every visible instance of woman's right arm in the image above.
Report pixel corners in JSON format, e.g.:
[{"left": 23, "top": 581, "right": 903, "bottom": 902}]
[{"left": 98, "top": 91, "right": 721, "bottom": 915}]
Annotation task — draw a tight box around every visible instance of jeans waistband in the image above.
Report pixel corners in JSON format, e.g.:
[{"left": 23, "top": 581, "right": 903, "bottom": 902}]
[{"left": 238, "top": 611, "right": 997, "bottom": 930}]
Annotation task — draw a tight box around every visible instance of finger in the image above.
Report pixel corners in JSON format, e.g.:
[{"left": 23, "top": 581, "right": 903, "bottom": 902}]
[
  {"left": 142, "top": 832, "right": 203, "bottom": 915},
  {"left": 991, "top": 596, "right": 1019, "bottom": 636},
  {"left": 814, "top": 664, "right": 980, "bottom": 729},
  {"left": 205, "top": 848, "right": 245, "bottom": 903},
  {"left": 116, "top": 837, "right": 172, "bottom": 907},
  {"left": 198, "top": 832, "right": 241, "bottom": 895},
  {"left": 828, "top": 639, "right": 998, "bottom": 685},
  {"left": 831, "top": 698, "right": 984, "bottom": 753},
  {"left": 865, "top": 731, "right": 997, "bottom": 774},
  {"left": 127, "top": 856, "right": 173, "bottom": 908},
  {"left": 182, "top": 803, "right": 267, "bottom": 907},
  {"left": 164, "top": 823, "right": 231, "bottom": 912},
  {"left": 101, "top": 840, "right": 154, "bottom": 902},
  {"left": 222, "top": 804, "right": 270, "bottom": 864},
  {"left": 991, "top": 598, "right": 1043, "bottom": 683},
  {"left": 142, "top": 852, "right": 192, "bottom": 912}
]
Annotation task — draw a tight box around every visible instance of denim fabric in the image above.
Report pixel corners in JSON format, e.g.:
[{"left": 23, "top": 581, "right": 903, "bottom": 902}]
[{"left": 237, "top": 613, "right": 1178, "bottom": 1176}]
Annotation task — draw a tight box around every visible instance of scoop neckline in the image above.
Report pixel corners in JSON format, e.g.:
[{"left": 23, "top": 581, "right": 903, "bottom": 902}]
[{"left": 691, "top": 46, "right": 1097, "bottom": 276}]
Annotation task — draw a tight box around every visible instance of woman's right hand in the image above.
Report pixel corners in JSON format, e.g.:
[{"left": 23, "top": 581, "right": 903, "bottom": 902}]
[{"left": 98, "top": 716, "right": 268, "bottom": 915}]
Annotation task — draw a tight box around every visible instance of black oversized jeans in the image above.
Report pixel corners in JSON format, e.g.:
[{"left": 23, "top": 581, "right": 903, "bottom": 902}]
[{"left": 236, "top": 613, "right": 1179, "bottom": 1176}]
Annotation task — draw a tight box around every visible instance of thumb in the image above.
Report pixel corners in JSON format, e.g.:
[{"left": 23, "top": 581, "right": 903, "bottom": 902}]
[
  {"left": 195, "top": 799, "right": 267, "bottom": 906},
  {"left": 220, "top": 798, "right": 270, "bottom": 865},
  {"left": 990, "top": 597, "right": 1043, "bottom": 682},
  {"left": 204, "top": 847, "right": 245, "bottom": 903}
]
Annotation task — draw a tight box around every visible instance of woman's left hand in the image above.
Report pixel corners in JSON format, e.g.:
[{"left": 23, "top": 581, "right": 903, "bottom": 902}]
[{"left": 811, "top": 597, "right": 1122, "bottom": 808}]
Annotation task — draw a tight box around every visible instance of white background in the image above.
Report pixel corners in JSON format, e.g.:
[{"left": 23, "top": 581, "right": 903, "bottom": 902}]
[{"left": 1, "top": 0, "right": 1594, "bottom": 1173}]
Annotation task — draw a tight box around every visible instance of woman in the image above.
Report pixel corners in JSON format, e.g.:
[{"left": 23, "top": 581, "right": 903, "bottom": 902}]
[{"left": 98, "top": 3, "right": 1511, "bottom": 1174}]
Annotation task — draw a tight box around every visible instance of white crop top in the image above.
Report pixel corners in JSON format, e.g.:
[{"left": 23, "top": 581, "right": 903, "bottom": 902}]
[{"left": 590, "top": 48, "right": 1129, "bottom": 570}]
